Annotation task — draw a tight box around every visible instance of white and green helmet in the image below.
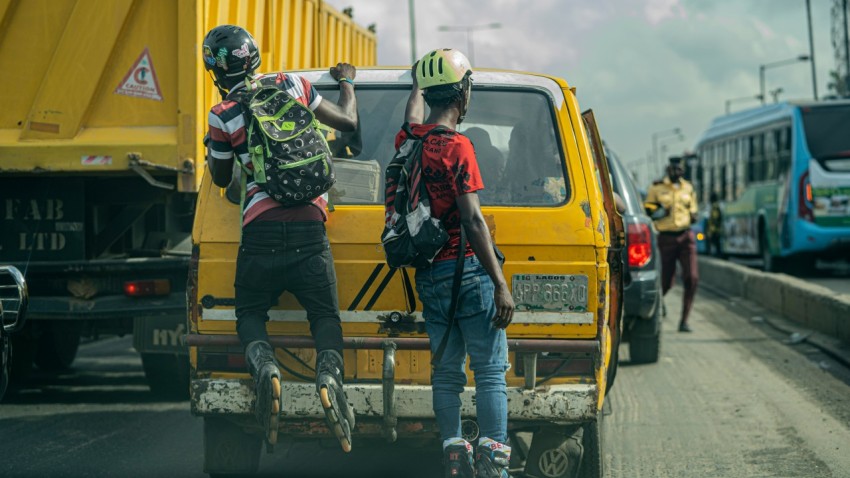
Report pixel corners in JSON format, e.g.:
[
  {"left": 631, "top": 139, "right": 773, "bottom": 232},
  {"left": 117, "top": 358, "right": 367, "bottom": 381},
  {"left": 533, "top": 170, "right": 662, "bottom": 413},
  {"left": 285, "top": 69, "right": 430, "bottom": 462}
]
[{"left": 416, "top": 48, "right": 472, "bottom": 89}]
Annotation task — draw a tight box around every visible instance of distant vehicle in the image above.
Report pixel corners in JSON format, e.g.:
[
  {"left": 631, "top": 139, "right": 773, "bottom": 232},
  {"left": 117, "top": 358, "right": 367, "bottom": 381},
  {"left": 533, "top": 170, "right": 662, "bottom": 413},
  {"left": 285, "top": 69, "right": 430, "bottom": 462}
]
[
  {"left": 693, "top": 101, "right": 850, "bottom": 272},
  {"left": 605, "top": 144, "right": 663, "bottom": 364},
  {"left": 0, "top": 266, "right": 29, "bottom": 401}
]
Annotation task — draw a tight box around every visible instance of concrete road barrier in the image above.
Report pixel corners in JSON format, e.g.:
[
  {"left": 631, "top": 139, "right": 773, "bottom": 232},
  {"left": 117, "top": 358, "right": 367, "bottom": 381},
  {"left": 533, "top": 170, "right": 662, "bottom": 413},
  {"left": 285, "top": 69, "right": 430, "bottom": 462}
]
[{"left": 698, "top": 257, "right": 850, "bottom": 344}]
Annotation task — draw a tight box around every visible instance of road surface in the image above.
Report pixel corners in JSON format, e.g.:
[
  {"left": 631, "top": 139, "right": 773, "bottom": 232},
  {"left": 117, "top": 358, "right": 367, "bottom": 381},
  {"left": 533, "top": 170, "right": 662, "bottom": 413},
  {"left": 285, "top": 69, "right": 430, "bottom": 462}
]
[{"left": 1, "top": 287, "right": 849, "bottom": 477}]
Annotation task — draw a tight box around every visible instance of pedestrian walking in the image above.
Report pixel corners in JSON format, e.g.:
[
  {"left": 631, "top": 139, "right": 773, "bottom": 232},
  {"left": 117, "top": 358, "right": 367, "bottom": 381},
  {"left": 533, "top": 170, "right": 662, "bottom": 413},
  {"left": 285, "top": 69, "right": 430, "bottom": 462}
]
[
  {"left": 202, "top": 24, "right": 358, "bottom": 452},
  {"left": 707, "top": 191, "right": 723, "bottom": 256},
  {"left": 645, "top": 156, "right": 699, "bottom": 332},
  {"left": 397, "top": 49, "right": 514, "bottom": 478}
]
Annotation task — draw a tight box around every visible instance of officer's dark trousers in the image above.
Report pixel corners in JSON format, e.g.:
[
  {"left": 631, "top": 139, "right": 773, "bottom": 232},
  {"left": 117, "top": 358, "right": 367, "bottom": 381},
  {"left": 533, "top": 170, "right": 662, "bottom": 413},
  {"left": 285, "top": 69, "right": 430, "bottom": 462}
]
[
  {"left": 658, "top": 229, "right": 699, "bottom": 324},
  {"left": 234, "top": 221, "right": 344, "bottom": 354}
]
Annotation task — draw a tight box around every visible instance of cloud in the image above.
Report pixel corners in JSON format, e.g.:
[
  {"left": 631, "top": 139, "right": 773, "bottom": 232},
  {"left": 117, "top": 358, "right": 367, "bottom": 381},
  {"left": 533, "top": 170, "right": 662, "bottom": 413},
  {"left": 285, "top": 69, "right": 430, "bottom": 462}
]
[{"left": 323, "top": 0, "right": 835, "bottom": 185}]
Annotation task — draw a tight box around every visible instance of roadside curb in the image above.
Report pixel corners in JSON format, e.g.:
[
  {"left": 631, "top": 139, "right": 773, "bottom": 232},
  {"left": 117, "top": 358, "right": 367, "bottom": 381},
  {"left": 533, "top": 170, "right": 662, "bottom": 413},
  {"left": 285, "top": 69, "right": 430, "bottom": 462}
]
[{"left": 698, "top": 260, "right": 850, "bottom": 370}]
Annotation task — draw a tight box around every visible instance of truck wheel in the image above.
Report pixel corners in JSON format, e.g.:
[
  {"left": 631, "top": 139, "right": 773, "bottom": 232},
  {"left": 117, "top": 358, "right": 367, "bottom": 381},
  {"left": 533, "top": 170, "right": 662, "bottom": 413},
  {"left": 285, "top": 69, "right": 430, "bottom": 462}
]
[
  {"left": 203, "top": 417, "right": 261, "bottom": 476},
  {"left": 628, "top": 308, "right": 660, "bottom": 364},
  {"left": 35, "top": 321, "right": 82, "bottom": 371},
  {"left": 579, "top": 416, "right": 603, "bottom": 478},
  {"left": 141, "top": 353, "right": 189, "bottom": 399},
  {"left": 10, "top": 333, "right": 35, "bottom": 382}
]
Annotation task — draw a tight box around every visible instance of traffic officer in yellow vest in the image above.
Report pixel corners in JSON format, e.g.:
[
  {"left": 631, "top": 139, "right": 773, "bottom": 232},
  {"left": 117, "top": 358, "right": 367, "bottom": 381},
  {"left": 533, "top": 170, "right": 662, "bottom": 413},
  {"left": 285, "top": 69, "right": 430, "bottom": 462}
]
[{"left": 645, "top": 156, "right": 699, "bottom": 332}]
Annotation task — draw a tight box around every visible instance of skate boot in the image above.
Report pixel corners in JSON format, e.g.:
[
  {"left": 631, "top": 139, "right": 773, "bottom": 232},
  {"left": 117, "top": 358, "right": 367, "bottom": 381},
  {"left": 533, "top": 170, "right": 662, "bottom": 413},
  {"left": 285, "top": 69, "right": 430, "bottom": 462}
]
[
  {"left": 245, "top": 340, "right": 282, "bottom": 445},
  {"left": 316, "top": 349, "right": 355, "bottom": 453},
  {"left": 442, "top": 438, "right": 474, "bottom": 478},
  {"left": 475, "top": 437, "right": 512, "bottom": 478}
]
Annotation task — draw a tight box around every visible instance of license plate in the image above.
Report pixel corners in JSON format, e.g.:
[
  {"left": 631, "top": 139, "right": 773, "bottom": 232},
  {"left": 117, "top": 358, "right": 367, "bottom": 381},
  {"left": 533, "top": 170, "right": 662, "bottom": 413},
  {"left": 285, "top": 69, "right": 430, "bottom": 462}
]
[{"left": 512, "top": 274, "right": 589, "bottom": 312}]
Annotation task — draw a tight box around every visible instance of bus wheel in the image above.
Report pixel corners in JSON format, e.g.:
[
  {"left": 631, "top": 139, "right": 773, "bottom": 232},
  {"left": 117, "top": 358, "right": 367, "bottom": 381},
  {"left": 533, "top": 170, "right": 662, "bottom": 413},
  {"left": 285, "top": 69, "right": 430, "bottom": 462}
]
[
  {"left": 760, "top": 227, "right": 780, "bottom": 273},
  {"left": 203, "top": 417, "right": 262, "bottom": 476}
]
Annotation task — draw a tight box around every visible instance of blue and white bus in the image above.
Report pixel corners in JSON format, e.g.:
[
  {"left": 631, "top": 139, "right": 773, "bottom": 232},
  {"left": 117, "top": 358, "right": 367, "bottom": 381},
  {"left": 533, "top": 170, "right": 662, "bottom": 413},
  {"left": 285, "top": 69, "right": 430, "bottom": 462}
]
[{"left": 694, "top": 101, "right": 850, "bottom": 271}]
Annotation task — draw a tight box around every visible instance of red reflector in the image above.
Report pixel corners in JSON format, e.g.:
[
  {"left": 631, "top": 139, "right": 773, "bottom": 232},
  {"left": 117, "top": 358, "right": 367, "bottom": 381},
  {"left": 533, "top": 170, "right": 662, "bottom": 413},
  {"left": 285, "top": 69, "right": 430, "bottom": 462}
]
[
  {"left": 123, "top": 279, "right": 171, "bottom": 297},
  {"left": 627, "top": 223, "right": 652, "bottom": 268}
]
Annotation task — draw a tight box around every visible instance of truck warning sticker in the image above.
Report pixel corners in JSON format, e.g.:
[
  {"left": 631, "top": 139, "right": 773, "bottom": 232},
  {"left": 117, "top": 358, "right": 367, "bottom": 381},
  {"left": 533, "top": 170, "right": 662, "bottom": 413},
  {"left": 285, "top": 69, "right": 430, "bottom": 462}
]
[{"left": 115, "top": 47, "right": 163, "bottom": 101}]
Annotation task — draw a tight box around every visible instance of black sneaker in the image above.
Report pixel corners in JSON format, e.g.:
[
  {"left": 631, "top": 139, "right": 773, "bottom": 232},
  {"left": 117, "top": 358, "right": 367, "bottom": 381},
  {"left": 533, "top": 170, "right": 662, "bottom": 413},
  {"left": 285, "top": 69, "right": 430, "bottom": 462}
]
[
  {"left": 316, "top": 350, "right": 355, "bottom": 453},
  {"left": 244, "top": 341, "right": 282, "bottom": 445},
  {"left": 443, "top": 440, "right": 474, "bottom": 478},
  {"left": 475, "top": 438, "right": 512, "bottom": 478}
]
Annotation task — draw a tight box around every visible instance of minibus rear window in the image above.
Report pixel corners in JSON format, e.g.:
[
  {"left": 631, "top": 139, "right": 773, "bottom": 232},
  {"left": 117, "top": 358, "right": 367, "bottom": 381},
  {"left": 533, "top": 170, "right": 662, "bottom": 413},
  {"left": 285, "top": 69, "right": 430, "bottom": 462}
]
[{"left": 318, "top": 86, "right": 569, "bottom": 207}]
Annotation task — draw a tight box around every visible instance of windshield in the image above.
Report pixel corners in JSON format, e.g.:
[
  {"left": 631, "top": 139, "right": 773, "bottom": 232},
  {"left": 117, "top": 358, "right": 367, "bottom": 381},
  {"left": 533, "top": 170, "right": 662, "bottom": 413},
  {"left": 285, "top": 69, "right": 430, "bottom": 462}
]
[
  {"left": 801, "top": 105, "right": 850, "bottom": 160},
  {"left": 318, "top": 86, "right": 568, "bottom": 206}
]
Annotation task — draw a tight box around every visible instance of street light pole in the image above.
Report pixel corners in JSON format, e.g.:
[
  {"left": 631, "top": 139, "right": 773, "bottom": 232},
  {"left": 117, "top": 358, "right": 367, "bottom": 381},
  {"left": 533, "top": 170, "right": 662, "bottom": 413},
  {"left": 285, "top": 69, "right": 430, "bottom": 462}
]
[
  {"left": 725, "top": 94, "right": 764, "bottom": 114},
  {"left": 437, "top": 23, "right": 502, "bottom": 65},
  {"left": 408, "top": 0, "right": 417, "bottom": 64},
  {"left": 805, "top": 0, "right": 818, "bottom": 100},
  {"left": 759, "top": 55, "right": 810, "bottom": 105}
]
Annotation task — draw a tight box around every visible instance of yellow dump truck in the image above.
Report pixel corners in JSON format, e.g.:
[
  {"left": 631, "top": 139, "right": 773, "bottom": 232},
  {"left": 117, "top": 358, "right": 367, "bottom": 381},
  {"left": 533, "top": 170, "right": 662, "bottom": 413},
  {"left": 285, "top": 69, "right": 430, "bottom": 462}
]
[
  {"left": 188, "top": 67, "right": 624, "bottom": 477},
  {"left": 0, "top": 0, "right": 375, "bottom": 394}
]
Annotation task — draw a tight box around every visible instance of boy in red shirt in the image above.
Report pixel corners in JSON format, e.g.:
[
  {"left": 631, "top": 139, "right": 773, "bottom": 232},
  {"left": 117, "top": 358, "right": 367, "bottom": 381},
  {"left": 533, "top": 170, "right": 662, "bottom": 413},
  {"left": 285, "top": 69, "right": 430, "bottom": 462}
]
[{"left": 399, "top": 49, "right": 514, "bottom": 478}]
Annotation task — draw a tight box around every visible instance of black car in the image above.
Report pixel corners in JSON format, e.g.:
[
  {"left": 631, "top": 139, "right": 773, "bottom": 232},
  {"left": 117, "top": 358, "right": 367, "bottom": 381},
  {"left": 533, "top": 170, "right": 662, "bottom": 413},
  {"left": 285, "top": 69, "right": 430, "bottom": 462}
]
[
  {"left": 0, "top": 265, "right": 28, "bottom": 400},
  {"left": 605, "top": 144, "right": 663, "bottom": 363}
]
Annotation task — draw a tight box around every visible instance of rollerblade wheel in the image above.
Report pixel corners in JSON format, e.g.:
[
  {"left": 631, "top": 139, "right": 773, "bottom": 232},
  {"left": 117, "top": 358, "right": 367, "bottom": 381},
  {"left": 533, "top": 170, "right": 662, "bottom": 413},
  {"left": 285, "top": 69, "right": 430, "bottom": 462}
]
[
  {"left": 272, "top": 376, "right": 281, "bottom": 414},
  {"left": 320, "top": 386, "right": 333, "bottom": 409}
]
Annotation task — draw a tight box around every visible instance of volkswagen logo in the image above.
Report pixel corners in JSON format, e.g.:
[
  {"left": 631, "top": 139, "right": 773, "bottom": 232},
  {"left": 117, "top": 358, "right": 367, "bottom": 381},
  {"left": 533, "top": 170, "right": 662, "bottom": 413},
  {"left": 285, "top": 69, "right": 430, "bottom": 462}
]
[{"left": 538, "top": 448, "right": 569, "bottom": 478}]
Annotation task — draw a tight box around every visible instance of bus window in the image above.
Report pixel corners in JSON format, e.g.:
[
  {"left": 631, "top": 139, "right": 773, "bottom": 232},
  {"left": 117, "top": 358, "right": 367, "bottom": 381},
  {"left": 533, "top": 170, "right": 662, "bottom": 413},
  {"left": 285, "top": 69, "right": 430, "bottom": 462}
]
[
  {"left": 801, "top": 105, "right": 850, "bottom": 160},
  {"left": 720, "top": 141, "right": 728, "bottom": 201},
  {"left": 726, "top": 139, "right": 739, "bottom": 201},
  {"left": 765, "top": 130, "right": 778, "bottom": 181},
  {"left": 778, "top": 126, "right": 792, "bottom": 178}
]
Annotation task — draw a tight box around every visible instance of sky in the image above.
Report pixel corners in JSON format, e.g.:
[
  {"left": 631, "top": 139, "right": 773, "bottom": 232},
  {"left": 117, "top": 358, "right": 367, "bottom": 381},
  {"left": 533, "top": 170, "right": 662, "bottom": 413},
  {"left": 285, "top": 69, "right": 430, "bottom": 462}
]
[{"left": 324, "top": 0, "right": 840, "bottom": 187}]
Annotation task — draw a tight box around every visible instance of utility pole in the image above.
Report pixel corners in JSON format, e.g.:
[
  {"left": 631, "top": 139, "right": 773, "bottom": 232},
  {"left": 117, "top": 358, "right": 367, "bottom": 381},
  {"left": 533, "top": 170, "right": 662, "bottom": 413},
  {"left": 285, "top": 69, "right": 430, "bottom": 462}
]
[
  {"left": 408, "top": 0, "right": 417, "bottom": 64},
  {"left": 806, "top": 0, "right": 819, "bottom": 100},
  {"left": 844, "top": 0, "right": 850, "bottom": 87}
]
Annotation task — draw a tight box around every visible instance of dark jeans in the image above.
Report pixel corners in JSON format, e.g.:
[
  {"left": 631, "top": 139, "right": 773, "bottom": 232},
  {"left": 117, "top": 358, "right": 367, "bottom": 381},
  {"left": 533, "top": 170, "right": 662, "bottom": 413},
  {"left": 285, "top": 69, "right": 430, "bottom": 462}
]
[
  {"left": 658, "top": 229, "right": 699, "bottom": 324},
  {"left": 234, "top": 221, "right": 343, "bottom": 354}
]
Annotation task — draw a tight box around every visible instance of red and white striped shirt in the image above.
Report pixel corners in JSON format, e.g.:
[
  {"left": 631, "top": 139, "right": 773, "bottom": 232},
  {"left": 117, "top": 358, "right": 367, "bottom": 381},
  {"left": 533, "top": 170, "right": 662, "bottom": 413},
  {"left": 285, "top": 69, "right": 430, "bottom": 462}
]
[{"left": 207, "top": 72, "right": 326, "bottom": 225}]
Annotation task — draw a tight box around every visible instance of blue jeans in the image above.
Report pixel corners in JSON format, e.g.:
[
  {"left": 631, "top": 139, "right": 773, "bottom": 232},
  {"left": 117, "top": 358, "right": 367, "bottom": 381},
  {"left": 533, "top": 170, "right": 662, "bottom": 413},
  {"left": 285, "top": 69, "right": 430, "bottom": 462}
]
[{"left": 415, "top": 256, "right": 509, "bottom": 444}]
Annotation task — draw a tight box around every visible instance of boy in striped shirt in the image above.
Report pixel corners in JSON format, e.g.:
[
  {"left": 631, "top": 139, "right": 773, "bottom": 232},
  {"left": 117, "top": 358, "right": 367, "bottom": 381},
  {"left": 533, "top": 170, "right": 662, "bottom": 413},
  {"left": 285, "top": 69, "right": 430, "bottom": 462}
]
[{"left": 202, "top": 25, "right": 358, "bottom": 452}]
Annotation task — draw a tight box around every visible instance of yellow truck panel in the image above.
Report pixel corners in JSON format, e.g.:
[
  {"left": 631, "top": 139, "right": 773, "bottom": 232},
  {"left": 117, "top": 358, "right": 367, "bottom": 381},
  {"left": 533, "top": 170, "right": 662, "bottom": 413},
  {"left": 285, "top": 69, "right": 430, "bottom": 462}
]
[
  {"left": 0, "top": 0, "right": 375, "bottom": 396},
  {"left": 0, "top": 0, "right": 376, "bottom": 192}
]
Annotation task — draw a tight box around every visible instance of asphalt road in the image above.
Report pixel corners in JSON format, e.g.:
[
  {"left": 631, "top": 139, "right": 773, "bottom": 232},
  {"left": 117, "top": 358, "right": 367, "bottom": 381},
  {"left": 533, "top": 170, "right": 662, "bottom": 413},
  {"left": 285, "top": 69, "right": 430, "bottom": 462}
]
[{"left": 2, "top": 287, "right": 850, "bottom": 477}]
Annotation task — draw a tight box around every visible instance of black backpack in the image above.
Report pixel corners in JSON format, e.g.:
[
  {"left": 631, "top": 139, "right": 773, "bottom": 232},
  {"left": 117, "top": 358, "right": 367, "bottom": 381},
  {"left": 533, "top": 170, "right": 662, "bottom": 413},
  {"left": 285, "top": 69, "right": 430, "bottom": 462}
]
[
  {"left": 229, "top": 78, "right": 335, "bottom": 206},
  {"left": 381, "top": 123, "right": 451, "bottom": 269}
]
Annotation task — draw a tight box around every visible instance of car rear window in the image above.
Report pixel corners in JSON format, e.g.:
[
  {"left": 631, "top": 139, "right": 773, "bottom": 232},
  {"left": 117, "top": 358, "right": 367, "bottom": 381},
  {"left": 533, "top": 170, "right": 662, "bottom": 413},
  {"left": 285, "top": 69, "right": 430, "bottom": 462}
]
[{"left": 318, "top": 86, "right": 569, "bottom": 206}]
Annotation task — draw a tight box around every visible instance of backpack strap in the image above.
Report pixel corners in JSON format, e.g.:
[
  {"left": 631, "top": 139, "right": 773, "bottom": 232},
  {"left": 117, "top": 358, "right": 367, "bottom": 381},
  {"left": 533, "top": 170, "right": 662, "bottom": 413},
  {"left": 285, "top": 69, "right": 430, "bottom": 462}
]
[{"left": 430, "top": 225, "right": 467, "bottom": 367}]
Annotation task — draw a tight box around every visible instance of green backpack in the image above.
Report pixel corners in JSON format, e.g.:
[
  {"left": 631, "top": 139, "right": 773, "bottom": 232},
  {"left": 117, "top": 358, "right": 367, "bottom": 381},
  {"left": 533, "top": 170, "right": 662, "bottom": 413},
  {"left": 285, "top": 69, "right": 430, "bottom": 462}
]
[{"left": 229, "top": 77, "right": 335, "bottom": 206}]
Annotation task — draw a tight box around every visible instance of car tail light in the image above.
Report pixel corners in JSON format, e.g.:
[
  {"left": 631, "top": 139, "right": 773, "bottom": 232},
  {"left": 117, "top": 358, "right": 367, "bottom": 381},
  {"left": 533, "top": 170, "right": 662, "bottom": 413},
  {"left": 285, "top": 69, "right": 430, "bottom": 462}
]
[
  {"left": 627, "top": 223, "right": 652, "bottom": 268},
  {"left": 798, "top": 171, "right": 814, "bottom": 222},
  {"left": 123, "top": 279, "right": 171, "bottom": 297}
]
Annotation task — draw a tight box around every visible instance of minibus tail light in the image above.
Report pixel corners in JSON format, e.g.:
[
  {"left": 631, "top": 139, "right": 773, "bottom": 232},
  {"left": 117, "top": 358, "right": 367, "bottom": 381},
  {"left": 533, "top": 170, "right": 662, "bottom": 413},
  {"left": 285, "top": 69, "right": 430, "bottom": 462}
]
[{"left": 627, "top": 223, "right": 653, "bottom": 268}]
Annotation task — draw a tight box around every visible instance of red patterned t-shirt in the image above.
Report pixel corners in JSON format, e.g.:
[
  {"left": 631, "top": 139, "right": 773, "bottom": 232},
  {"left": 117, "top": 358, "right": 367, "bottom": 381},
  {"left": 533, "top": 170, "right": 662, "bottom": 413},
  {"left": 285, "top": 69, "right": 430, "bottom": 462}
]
[{"left": 394, "top": 123, "right": 484, "bottom": 262}]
